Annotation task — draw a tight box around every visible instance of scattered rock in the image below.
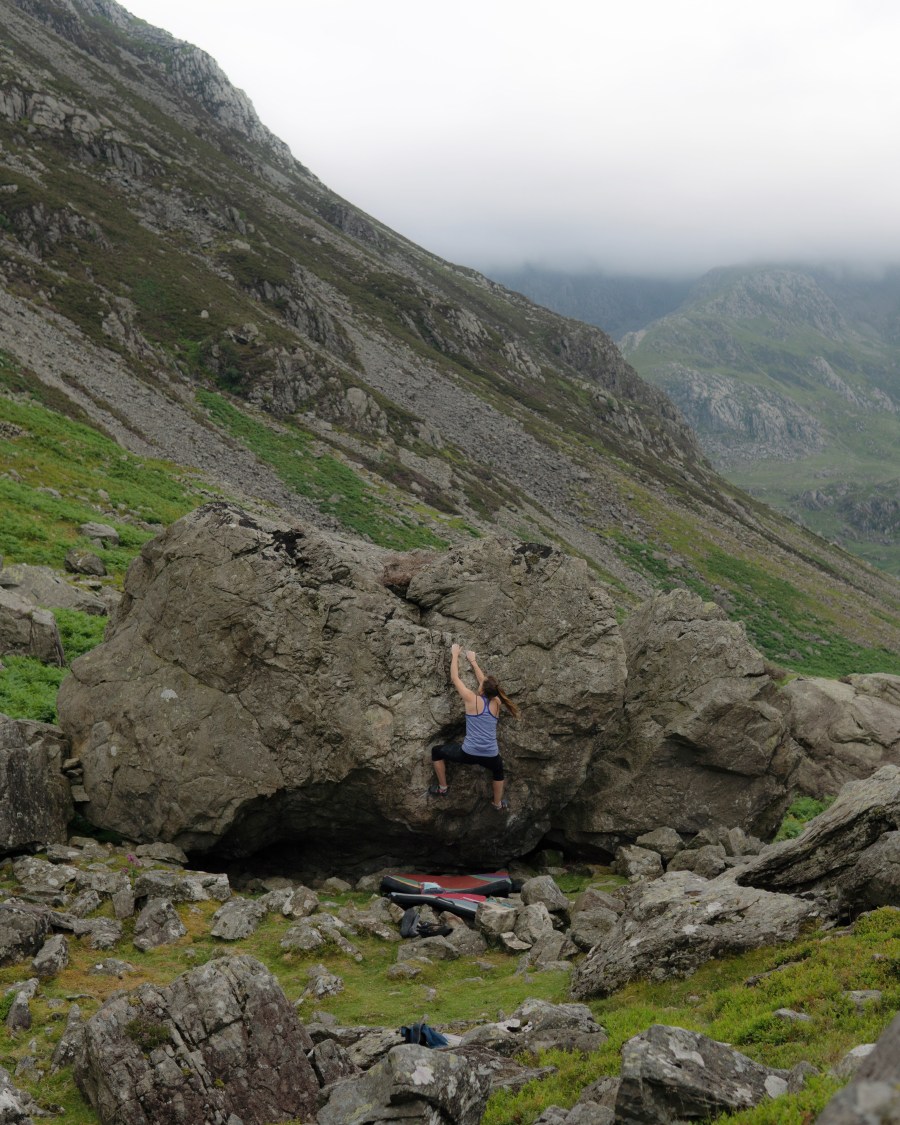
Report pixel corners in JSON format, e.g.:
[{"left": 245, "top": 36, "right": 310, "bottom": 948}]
[
  {"left": 31, "top": 933, "right": 69, "bottom": 978},
  {"left": 132, "top": 897, "right": 187, "bottom": 951},
  {"left": 209, "top": 896, "right": 267, "bottom": 940},
  {"left": 317, "top": 1044, "right": 491, "bottom": 1125},
  {"left": 615, "top": 1024, "right": 792, "bottom": 1122}
]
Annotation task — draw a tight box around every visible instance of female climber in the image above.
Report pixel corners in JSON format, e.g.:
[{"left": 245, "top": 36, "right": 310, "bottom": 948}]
[{"left": 429, "top": 643, "right": 519, "bottom": 811}]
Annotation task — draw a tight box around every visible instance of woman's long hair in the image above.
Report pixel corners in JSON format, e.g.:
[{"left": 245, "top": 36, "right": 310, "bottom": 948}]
[{"left": 481, "top": 674, "right": 519, "bottom": 718}]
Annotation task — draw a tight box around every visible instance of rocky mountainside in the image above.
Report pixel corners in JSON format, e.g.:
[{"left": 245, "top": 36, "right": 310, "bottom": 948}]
[
  {"left": 0, "top": 0, "right": 899, "bottom": 672},
  {"left": 617, "top": 265, "right": 900, "bottom": 576}
]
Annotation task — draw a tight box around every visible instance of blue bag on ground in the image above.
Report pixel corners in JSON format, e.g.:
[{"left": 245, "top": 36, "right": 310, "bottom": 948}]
[{"left": 399, "top": 1020, "right": 449, "bottom": 1048}]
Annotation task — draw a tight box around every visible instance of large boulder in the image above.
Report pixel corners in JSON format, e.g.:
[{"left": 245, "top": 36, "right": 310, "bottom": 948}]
[
  {"left": 559, "top": 589, "right": 800, "bottom": 850},
  {"left": 614, "top": 1024, "right": 792, "bottom": 1123},
  {"left": 570, "top": 869, "right": 821, "bottom": 1000},
  {"left": 0, "top": 716, "right": 72, "bottom": 857},
  {"left": 736, "top": 765, "right": 900, "bottom": 914},
  {"left": 57, "top": 503, "right": 626, "bottom": 867},
  {"left": 73, "top": 954, "right": 319, "bottom": 1125},
  {"left": 0, "top": 587, "right": 64, "bottom": 664},
  {"left": 785, "top": 674, "right": 900, "bottom": 799}
]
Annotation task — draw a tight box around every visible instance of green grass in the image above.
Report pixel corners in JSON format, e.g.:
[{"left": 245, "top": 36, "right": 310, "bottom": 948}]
[
  {"left": 0, "top": 372, "right": 200, "bottom": 576},
  {"left": 485, "top": 907, "right": 900, "bottom": 1124},
  {"left": 197, "top": 389, "right": 448, "bottom": 551},
  {"left": 775, "top": 796, "right": 836, "bottom": 842},
  {"left": 0, "top": 655, "right": 66, "bottom": 722}
]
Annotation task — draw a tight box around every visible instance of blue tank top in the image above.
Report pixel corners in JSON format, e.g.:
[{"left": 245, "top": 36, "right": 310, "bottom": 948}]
[{"left": 462, "top": 696, "right": 499, "bottom": 757}]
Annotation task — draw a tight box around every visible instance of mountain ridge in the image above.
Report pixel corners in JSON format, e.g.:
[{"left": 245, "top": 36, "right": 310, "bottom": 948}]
[{"left": 1, "top": 0, "right": 898, "bottom": 673}]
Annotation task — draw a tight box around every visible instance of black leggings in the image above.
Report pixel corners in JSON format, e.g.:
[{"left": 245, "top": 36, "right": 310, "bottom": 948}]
[{"left": 431, "top": 742, "right": 504, "bottom": 781}]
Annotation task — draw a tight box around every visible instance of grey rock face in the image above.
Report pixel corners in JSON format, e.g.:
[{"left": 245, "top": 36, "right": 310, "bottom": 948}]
[
  {"left": 57, "top": 503, "right": 626, "bottom": 867},
  {"left": 317, "top": 1044, "right": 491, "bottom": 1125},
  {"left": 614, "top": 1024, "right": 790, "bottom": 1123},
  {"left": 0, "top": 717, "right": 72, "bottom": 857},
  {"left": 816, "top": 1013, "right": 900, "bottom": 1124},
  {"left": 785, "top": 674, "right": 900, "bottom": 799},
  {"left": 0, "top": 587, "right": 64, "bottom": 664},
  {"left": 560, "top": 589, "right": 799, "bottom": 848},
  {"left": 74, "top": 955, "right": 319, "bottom": 1125},
  {"left": 571, "top": 870, "right": 820, "bottom": 999}
]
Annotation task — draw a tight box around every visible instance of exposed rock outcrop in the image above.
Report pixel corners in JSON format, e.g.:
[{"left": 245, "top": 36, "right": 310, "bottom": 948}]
[
  {"left": 560, "top": 588, "right": 800, "bottom": 850},
  {"left": 57, "top": 503, "right": 626, "bottom": 867},
  {"left": 0, "top": 588, "right": 64, "bottom": 664},
  {"left": 74, "top": 955, "right": 320, "bottom": 1125},
  {"left": 786, "top": 674, "right": 900, "bottom": 799},
  {"left": 736, "top": 764, "right": 900, "bottom": 915},
  {"left": 569, "top": 869, "right": 820, "bottom": 1000}
]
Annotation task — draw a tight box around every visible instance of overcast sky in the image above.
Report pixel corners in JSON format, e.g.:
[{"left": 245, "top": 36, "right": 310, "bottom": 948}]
[{"left": 122, "top": 0, "right": 900, "bottom": 277}]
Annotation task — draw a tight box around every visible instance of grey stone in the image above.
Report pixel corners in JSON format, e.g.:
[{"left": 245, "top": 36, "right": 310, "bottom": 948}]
[
  {"left": 304, "top": 963, "right": 344, "bottom": 999},
  {"left": 50, "top": 1002, "right": 83, "bottom": 1073},
  {"left": 0, "top": 718, "right": 72, "bottom": 857},
  {"left": 514, "top": 902, "right": 557, "bottom": 945},
  {"left": 635, "top": 826, "right": 684, "bottom": 863},
  {"left": 209, "top": 896, "right": 267, "bottom": 940},
  {"left": 132, "top": 897, "right": 187, "bottom": 951},
  {"left": 280, "top": 920, "right": 325, "bottom": 952},
  {"left": 845, "top": 989, "right": 882, "bottom": 1012},
  {"left": 0, "top": 587, "right": 65, "bottom": 664},
  {"left": 78, "top": 522, "right": 120, "bottom": 546},
  {"left": 133, "top": 870, "right": 230, "bottom": 903},
  {"left": 31, "top": 933, "right": 69, "bottom": 978},
  {"left": 309, "top": 1037, "right": 360, "bottom": 1086},
  {"left": 832, "top": 1043, "right": 876, "bottom": 1080},
  {"left": 559, "top": 589, "right": 800, "bottom": 850},
  {"left": 571, "top": 886, "right": 624, "bottom": 915},
  {"left": 571, "top": 870, "right": 821, "bottom": 999},
  {"left": 569, "top": 906, "right": 619, "bottom": 951},
  {"left": 520, "top": 874, "right": 570, "bottom": 915},
  {"left": 0, "top": 564, "right": 107, "bottom": 615},
  {"left": 615, "top": 1024, "right": 791, "bottom": 1123},
  {"left": 0, "top": 1063, "right": 45, "bottom": 1121},
  {"left": 613, "top": 845, "right": 664, "bottom": 882},
  {"left": 737, "top": 764, "right": 900, "bottom": 915},
  {"left": 64, "top": 548, "right": 106, "bottom": 577},
  {"left": 317, "top": 1044, "right": 491, "bottom": 1125},
  {"left": 668, "top": 843, "right": 728, "bottom": 878},
  {"left": 74, "top": 955, "right": 319, "bottom": 1124},
  {"left": 475, "top": 900, "right": 518, "bottom": 940},
  {"left": 132, "top": 842, "right": 188, "bottom": 864},
  {"left": 785, "top": 675, "right": 900, "bottom": 799},
  {"left": 0, "top": 903, "right": 51, "bottom": 967}
]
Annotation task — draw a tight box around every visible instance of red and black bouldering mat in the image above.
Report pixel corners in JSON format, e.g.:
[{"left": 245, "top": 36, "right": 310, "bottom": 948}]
[
  {"left": 387, "top": 890, "right": 517, "bottom": 921},
  {"left": 380, "top": 871, "right": 512, "bottom": 897}
]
